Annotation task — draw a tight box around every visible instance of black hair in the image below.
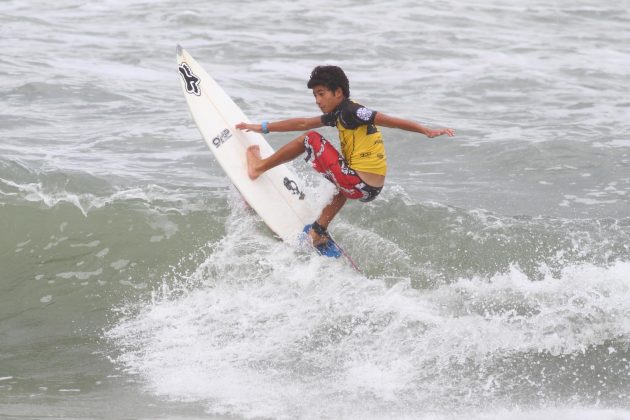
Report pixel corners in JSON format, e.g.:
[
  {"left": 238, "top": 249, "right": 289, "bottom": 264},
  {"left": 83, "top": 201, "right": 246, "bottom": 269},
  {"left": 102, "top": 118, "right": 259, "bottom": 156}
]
[{"left": 307, "top": 65, "right": 350, "bottom": 98}]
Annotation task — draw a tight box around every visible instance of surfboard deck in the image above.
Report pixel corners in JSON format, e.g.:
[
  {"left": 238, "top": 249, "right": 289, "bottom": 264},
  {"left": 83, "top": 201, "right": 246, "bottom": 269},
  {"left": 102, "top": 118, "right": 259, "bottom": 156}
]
[{"left": 176, "top": 46, "right": 359, "bottom": 270}]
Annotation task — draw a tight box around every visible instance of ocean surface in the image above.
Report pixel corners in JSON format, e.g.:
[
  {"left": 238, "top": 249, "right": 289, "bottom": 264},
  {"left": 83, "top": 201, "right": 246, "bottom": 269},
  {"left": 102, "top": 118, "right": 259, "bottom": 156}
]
[{"left": 1, "top": 0, "right": 629, "bottom": 419}]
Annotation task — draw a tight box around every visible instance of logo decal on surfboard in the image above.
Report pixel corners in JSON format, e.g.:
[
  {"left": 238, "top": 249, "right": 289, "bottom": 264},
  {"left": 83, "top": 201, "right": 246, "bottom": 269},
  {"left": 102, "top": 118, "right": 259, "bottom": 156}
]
[
  {"left": 283, "top": 177, "right": 305, "bottom": 200},
  {"left": 178, "top": 63, "right": 201, "bottom": 96},
  {"left": 212, "top": 129, "right": 232, "bottom": 148}
]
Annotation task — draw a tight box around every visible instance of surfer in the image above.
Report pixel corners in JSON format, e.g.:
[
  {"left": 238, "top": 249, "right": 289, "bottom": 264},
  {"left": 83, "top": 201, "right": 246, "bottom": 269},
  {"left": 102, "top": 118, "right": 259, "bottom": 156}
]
[{"left": 236, "top": 65, "right": 454, "bottom": 246}]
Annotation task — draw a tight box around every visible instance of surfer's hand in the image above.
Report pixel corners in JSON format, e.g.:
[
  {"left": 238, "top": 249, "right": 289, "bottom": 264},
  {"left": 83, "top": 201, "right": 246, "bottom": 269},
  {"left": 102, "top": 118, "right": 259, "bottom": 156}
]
[
  {"left": 235, "top": 122, "right": 262, "bottom": 133},
  {"left": 426, "top": 128, "right": 455, "bottom": 138}
]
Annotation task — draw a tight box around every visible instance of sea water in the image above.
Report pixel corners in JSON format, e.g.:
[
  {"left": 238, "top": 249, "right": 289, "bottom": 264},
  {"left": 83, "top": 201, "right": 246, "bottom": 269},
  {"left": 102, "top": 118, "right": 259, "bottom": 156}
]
[{"left": 1, "top": 0, "right": 629, "bottom": 418}]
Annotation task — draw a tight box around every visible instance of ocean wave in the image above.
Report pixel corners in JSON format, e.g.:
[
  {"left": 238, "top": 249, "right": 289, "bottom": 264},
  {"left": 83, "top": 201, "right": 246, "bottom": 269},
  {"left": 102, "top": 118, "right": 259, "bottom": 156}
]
[
  {"left": 107, "top": 254, "right": 630, "bottom": 418},
  {"left": 0, "top": 174, "right": 224, "bottom": 217},
  {"left": 105, "top": 196, "right": 630, "bottom": 418}
]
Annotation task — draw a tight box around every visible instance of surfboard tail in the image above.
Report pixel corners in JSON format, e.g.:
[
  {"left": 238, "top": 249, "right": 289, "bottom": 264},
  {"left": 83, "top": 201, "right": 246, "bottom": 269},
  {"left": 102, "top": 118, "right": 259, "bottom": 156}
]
[{"left": 302, "top": 224, "right": 361, "bottom": 272}]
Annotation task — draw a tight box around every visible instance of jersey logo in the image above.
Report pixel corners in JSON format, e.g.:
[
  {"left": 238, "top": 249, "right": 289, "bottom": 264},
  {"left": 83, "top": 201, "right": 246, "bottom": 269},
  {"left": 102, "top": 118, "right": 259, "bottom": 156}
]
[
  {"left": 356, "top": 107, "right": 374, "bottom": 122},
  {"left": 178, "top": 63, "right": 201, "bottom": 96},
  {"left": 283, "top": 177, "right": 305, "bottom": 200}
]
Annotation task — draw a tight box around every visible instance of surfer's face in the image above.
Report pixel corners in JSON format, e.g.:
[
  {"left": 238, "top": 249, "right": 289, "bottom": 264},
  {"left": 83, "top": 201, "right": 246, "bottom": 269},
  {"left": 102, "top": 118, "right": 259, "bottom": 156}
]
[{"left": 312, "top": 85, "right": 344, "bottom": 114}]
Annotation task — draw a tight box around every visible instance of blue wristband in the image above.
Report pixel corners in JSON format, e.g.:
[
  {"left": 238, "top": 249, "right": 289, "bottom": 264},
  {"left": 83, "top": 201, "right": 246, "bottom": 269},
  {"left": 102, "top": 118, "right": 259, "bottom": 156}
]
[{"left": 261, "top": 121, "right": 269, "bottom": 134}]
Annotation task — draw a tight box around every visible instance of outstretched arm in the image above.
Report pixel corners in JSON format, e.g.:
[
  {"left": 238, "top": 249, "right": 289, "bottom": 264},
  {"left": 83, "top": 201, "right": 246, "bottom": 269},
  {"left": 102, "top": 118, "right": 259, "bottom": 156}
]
[
  {"left": 374, "top": 113, "right": 455, "bottom": 138},
  {"left": 236, "top": 116, "right": 323, "bottom": 133}
]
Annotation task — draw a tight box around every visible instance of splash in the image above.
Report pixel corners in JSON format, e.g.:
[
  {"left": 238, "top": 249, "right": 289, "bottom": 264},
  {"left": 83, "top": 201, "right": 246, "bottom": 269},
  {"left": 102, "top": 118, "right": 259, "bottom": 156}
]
[{"left": 106, "top": 198, "right": 630, "bottom": 418}]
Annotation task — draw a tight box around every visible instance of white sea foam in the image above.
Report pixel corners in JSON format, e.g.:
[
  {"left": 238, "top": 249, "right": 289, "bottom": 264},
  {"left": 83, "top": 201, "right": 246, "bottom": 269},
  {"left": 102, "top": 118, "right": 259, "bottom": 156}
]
[
  {"left": 418, "top": 408, "right": 630, "bottom": 420},
  {"left": 107, "top": 198, "right": 630, "bottom": 418},
  {"left": 56, "top": 268, "right": 103, "bottom": 281},
  {"left": 108, "top": 258, "right": 630, "bottom": 418},
  {"left": 0, "top": 177, "right": 219, "bottom": 216},
  {"left": 110, "top": 259, "right": 130, "bottom": 270}
]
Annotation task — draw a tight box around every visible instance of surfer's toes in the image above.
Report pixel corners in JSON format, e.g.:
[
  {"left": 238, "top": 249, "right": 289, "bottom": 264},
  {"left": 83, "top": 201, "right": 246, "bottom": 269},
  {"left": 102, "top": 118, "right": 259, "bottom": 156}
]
[
  {"left": 247, "top": 145, "right": 260, "bottom": 156},
  {"left": 246, "top": 145, "right": 262, "bottom": 180}
]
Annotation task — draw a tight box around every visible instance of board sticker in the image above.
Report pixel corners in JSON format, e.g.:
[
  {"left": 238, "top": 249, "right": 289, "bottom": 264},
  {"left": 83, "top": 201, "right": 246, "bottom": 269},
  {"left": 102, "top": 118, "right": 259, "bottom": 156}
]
[
  {"left": 283, "top": 177, "right": 305, "bottom": 200},
  {"left": 178, "top": 63, "right": 201, "bottom": 96}
]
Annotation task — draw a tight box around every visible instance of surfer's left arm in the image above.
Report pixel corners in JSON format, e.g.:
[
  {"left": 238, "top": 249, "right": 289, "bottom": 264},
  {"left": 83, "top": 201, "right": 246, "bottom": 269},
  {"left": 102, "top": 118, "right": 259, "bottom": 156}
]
[
  {"left": 236, "top": 117, "right": 323, "bottom": 133},
  {"left": 374, "top": 113, "right": 455, "bottom": 138}
]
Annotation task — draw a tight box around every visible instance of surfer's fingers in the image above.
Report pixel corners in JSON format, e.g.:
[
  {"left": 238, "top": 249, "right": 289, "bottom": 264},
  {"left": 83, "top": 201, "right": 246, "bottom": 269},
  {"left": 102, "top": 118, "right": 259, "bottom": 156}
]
[{"left": 235, "top": 122, "right": 252, "bottom": 131}]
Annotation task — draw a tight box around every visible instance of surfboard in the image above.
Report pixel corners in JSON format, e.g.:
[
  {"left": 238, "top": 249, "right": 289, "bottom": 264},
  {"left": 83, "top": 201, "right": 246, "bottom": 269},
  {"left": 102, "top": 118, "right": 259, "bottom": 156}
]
[{"left": 176, "top": 46, "right": 358, "bottom": 269}]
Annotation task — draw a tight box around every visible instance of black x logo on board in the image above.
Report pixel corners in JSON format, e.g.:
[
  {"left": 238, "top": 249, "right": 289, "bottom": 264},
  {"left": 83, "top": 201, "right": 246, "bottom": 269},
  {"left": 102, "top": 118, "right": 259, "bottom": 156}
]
[{"left": 178, "top": 63, "right": 201, "bottom": 96}]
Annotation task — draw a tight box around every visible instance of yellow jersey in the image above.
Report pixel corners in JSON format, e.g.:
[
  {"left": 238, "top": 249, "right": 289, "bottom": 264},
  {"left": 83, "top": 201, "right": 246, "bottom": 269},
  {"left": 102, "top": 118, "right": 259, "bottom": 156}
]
[{"left": 321, "top": 99, "right": 387, "bottom": 176}]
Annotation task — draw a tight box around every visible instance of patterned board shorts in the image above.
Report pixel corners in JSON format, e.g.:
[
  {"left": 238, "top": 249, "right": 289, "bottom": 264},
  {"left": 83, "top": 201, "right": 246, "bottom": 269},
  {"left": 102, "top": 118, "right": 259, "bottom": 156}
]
[{"left": 303, "top": 131, "right": 382, "bottom": 202}]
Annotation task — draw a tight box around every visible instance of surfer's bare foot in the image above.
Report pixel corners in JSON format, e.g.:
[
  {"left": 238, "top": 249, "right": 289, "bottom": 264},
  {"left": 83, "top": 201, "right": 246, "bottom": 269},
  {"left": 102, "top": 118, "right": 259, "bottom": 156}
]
[
  {"left": 246, "top": 145, "right": 263, "bottom": 180},
  {"left": 308, "top": 229, "right": 329, "bottom": 247}
]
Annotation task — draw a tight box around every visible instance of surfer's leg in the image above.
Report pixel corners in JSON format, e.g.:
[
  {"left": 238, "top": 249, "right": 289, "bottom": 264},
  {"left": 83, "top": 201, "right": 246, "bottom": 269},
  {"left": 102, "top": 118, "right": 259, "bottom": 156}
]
[
  {"left": 247, "top": 136, "right": 306, "bottom": 180},
  {"left": 304, "top": 132, "right": 367, "bottom": 200},
  {"left": 309, "top": 192, "right": 347, "bottom": 246},
  {"left": 317, "top": 192, "right": 347, "bottom": 228}
]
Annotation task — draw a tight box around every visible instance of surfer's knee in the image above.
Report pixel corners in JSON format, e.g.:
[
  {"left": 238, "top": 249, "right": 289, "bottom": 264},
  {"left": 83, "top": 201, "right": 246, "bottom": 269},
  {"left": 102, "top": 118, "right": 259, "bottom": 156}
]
[
  {"left": 304, "top": 131, "right": 327, "bottom": 166},
  {"left": 303, "top": 131, "right": 325, "bottom": 153},
  {"left": 303, "top": 130, "right": 323, "bottom": 143}
]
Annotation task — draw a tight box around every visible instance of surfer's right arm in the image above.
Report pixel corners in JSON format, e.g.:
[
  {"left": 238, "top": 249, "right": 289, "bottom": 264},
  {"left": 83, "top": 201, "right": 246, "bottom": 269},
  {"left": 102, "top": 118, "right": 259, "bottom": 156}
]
[{"left": 235, "top": 117, "right": 323, "bottom": 133}]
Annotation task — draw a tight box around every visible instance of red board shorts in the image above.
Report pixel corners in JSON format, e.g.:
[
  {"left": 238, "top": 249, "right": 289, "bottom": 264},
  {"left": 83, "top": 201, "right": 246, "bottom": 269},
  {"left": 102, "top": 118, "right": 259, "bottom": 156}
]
[{"left": 303, "top": 131, "right": 382, "bottom": 202}]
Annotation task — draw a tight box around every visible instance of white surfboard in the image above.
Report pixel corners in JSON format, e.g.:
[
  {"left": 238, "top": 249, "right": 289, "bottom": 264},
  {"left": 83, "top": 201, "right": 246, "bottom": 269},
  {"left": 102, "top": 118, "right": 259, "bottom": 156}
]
[
  {"left": 176, "top": 46, "right": 319, "bottom": 240},
  {"left": 177, "top": 47, "right": 359, "bottom": 270}
]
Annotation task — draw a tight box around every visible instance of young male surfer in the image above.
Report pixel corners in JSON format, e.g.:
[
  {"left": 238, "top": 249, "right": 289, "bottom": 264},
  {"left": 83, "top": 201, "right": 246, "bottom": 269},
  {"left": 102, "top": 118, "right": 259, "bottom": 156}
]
[{"left": 236, "top": 65, "right": 454, "bottom": 246}]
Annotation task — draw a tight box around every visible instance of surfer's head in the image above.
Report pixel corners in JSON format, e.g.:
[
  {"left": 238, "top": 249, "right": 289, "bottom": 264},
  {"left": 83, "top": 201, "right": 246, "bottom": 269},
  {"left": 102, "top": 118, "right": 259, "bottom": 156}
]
[{"left": 307, "top": 65, "right": 350, "bottom": 99}]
